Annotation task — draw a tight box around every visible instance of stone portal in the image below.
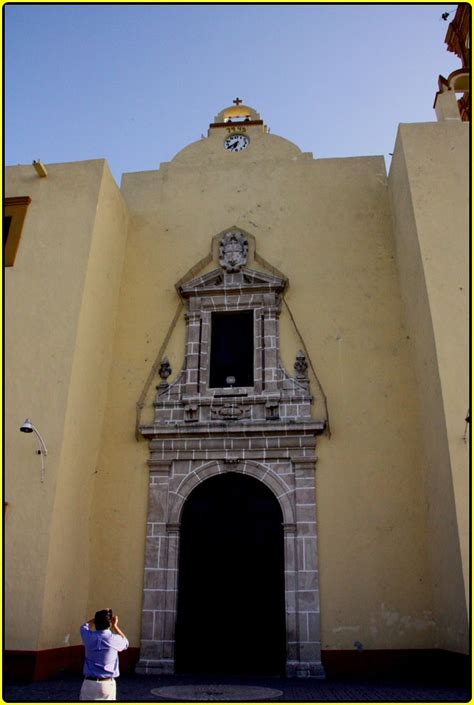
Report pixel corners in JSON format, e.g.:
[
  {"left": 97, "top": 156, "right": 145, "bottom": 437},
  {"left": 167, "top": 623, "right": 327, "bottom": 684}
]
[{"left": 138, "top": 230, "right": 325, "bottom": 677}]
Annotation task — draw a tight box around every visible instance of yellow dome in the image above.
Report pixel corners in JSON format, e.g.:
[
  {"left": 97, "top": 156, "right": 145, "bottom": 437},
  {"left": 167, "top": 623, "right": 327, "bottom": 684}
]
[{"left": 212, "top": 102, "right": 261, "bottom": 124}]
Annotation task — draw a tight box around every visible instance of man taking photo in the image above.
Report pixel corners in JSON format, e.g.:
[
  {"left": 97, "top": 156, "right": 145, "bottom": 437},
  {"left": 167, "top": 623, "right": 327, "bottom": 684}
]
[{"left": 79, "top": 608, "right": 129, "bottom": 701}]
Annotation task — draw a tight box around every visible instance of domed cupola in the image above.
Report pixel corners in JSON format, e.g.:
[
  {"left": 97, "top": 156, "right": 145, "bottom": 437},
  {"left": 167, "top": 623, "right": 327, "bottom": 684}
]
[{"left": 208, "top": 98, "right": 268, "bottom": 141}]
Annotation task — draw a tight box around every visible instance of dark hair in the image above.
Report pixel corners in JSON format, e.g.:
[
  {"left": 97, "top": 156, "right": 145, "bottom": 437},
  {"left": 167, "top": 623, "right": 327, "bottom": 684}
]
[{"left": 94, "top": 609, "right": 112, "bottom": 630}]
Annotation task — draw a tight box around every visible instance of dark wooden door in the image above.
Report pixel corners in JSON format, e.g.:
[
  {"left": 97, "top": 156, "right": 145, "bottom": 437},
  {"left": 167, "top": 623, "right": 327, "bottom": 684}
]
[{"left": 175, "top": 472, "right": 286, "bottom": 675}]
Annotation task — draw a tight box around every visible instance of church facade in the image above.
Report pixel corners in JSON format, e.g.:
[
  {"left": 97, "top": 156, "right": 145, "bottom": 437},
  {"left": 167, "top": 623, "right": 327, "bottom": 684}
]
[{"left": 5, "top": 93, "right": 468, "bottom": 680}]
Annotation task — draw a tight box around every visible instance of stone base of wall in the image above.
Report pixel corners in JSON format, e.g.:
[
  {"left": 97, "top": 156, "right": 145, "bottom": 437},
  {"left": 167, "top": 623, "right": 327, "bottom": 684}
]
[{"left": 4, "top": 646, "right": 140, "bottom": 682}]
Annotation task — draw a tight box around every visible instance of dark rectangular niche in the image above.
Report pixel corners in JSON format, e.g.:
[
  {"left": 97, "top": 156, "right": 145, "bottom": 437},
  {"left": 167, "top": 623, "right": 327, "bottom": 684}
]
[
  {"left": 4, "top": 216, "right": 12, "bottom": 248},
  {"left": 209, "top": 310, "right": 254, "bottom": 388}
]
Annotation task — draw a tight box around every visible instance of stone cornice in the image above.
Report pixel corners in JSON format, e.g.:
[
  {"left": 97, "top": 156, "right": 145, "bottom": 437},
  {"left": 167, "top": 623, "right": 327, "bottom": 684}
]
[{"left": 141, "top": 419, "right": 325, "bottom": 439}]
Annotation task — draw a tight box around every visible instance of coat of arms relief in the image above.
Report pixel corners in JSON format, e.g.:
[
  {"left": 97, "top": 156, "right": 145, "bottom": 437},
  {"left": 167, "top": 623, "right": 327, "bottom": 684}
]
[{"left": 218, "top": 230, "right": 249, "bottom": 272}]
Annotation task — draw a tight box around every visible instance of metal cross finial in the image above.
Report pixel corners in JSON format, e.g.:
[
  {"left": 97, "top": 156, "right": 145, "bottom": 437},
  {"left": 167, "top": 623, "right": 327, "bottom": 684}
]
[{"left": 233, "top": 97, "right": 243, "bottom": 105}]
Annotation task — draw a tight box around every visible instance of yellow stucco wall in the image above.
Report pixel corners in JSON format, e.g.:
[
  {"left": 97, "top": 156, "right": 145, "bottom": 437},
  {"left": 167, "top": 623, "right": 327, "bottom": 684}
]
[
  {"left": 87, "top": 123, "right": 435, "bottom": 651},
  {"left": 5, "top": 161, "right": 129, "bottom": 651},
  {"left": 38, "top": 163, "right": 130, "bottom": 650},
  {"left": 388, "top": 122, "right": 469, "bottom": 653}
]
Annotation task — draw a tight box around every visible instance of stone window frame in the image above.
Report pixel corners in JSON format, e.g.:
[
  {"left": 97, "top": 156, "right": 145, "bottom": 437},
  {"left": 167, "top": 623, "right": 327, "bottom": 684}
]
[
  {"left": 178, "top": 242, "right": 288, "bottom": 407},
  {"left": 189, "top": 295, "right": 278, "bottom": 399},
  {"left": 208, "top": 308, "right": 255, "bottom": 390}
]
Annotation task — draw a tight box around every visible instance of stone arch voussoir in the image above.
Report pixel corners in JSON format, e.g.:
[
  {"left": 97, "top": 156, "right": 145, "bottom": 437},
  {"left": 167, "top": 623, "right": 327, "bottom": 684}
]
[{"left": 168, "top": 460, "right": 295, "bottom": 526}]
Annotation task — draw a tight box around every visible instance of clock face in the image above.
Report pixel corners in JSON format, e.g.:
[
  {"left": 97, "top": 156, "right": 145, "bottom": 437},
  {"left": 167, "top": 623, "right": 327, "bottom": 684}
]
[{"left": 224, "top": 134, "right": 250, "bottom": 152}]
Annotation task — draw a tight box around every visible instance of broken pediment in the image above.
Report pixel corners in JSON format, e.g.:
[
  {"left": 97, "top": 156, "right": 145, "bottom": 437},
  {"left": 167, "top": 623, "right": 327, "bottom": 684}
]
[
  {"left": 178, "top": 266, "right": 287, "bottom": 299},
  {"left": 176, "top": 229, "right": 287, "bottom": 298}
]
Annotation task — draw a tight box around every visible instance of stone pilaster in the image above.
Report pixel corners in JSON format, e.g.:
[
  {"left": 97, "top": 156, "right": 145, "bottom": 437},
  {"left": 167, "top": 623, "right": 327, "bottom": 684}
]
[
  {"left": 184, "top": 312, "right": 202, "bottom": 396},
  {"left": 262, "top": 306, "right": 280, "bottom": 394},
  {"left": 136, "top": 464, "right": 174, "bottom": 675},
  {"left": 283, "top": 523, "right": 299, "bottom": 668},
  {"left": 291, "top": 460, "right": 324, "bottom": 678}
]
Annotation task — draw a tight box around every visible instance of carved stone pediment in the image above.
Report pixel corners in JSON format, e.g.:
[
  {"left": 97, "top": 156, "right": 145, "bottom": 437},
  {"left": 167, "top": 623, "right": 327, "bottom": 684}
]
[{"left": 178, "top": 267, "right": 287, "bottom": 298}]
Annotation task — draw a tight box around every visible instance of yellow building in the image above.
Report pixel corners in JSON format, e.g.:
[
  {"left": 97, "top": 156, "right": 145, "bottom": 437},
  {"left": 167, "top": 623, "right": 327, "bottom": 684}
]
[{"left": 5, "top": 90, "right": 468, "bottom": 681}]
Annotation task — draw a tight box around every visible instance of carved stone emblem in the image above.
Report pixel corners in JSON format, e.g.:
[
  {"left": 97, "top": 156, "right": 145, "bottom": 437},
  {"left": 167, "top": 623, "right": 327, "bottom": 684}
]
[
  {"left": 184, "top": 404, "right": 198, "bottom": 422},
  {"left": 211, "top": 403, "right": 251, "bottom": 420},
  {"left": 265, "top": 400, "right": 279, "bottom": 420},
  {"left": 219, "top": 231, "right": 249, "bottom": 272}
]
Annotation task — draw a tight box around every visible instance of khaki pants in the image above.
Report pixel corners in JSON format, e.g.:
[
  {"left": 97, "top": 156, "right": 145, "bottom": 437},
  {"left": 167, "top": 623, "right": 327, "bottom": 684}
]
[{"left": 79, "top": 678, "right": 117, "bottom": 701}]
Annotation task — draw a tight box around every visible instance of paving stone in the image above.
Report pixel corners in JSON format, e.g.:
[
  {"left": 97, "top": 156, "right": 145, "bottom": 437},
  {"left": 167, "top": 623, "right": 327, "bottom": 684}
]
[{"left": 2, "top": 673, "right": 470, "bottom": 703}]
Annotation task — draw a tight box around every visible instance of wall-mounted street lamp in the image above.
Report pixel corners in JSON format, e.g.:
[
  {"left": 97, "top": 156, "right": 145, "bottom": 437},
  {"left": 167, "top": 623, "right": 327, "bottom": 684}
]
[
  {"left": 20, "top": 418, "right": 48, "bottom": 482},
  {"left": 32, "top": 160, "right": 48, "bottom": 177}
]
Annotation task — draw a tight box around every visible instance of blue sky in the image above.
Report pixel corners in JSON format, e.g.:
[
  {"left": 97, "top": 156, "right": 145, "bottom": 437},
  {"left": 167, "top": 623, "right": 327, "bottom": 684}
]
[{"left": 5, "top": 3, "right": 460, "bottom": 182}]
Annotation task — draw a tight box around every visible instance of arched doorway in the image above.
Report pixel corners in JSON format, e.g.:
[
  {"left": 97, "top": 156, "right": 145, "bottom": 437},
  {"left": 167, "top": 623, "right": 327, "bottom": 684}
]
[{"left": 174, "top": 472, "right": 286, "bottom": 675}]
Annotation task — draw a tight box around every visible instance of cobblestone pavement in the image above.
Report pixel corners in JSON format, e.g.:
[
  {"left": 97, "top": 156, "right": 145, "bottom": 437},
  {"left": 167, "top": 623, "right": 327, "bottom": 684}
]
[{"left": 3, "top": 673, "right": 471, "bottom": 703}]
